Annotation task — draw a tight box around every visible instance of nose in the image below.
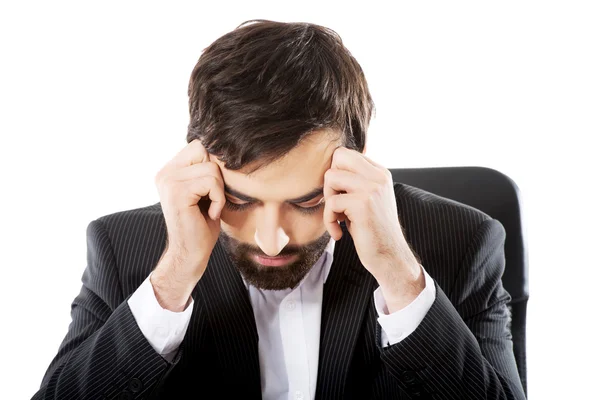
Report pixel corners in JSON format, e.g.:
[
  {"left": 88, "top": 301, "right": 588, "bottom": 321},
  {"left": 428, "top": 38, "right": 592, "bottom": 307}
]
[{"left": 254, "top": 207, "right": 290, "bottom": 256}]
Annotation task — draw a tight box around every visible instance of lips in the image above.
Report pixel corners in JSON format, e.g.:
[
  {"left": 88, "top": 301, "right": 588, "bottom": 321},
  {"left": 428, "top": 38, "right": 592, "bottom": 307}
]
[{"left": 253, "top": 254, "right": 298, "bottom": 267}]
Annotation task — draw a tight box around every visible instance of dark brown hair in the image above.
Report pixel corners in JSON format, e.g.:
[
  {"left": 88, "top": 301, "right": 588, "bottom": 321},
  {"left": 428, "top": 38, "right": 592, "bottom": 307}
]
[{"left": 186, "top": 19, "right": 375, "bottom": 172}]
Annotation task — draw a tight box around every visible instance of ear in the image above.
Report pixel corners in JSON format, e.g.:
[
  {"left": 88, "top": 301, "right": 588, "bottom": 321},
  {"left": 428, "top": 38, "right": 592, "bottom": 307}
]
[{"left": 361, "top": 143, "right": 367, "bottom": 155}]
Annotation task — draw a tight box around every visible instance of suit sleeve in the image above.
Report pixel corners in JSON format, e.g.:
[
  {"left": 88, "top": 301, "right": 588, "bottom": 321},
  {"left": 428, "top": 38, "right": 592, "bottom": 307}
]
[
  {"left": 374, "top": 265, "right": 436, "bottom": 346},
  {"left": 379, "top": 218, "right": 527, "bottom": 400},
  {"left": 31, "top": 219, "right": 181, "bottom": 400},
  {"left": 127, "top": 271, "right": 194, "bottom": 363}
]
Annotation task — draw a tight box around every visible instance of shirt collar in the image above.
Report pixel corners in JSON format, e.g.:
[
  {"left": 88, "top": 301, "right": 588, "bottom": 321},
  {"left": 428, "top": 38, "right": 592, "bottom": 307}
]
[{"left": 322, "top": 236, "right": 336, "bottom": 283}]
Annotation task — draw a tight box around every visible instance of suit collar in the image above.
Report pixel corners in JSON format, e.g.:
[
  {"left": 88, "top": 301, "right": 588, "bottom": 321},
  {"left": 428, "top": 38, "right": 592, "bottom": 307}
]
[
  {"left": 315, "top": 221, "right": 377, "bottom": 398},
  {"left": 194, "top": 236, "right": 262, "bottom": 397}
]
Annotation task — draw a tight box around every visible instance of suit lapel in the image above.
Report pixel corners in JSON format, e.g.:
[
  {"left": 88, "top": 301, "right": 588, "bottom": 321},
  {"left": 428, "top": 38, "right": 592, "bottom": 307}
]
[
  {"left": 190, "top": 221, "right": 374, "bottom": 398},
  {"left": 194, "top": 237, "right": 262, "bottom": 397},
  {"left": 315, "top": 221, "right": 377, "bottom": 399}
]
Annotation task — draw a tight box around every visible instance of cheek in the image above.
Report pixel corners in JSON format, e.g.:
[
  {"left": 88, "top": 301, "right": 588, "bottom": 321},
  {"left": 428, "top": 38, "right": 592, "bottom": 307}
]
[
  {"left": 289, "top": 213, "right": 327, "bottom": 243},
  {"left": 219, "top": 209, "right": 247, "bottom": 231},
  {"left": 219, "top": 210, "right": 257, "bottom": 243}
]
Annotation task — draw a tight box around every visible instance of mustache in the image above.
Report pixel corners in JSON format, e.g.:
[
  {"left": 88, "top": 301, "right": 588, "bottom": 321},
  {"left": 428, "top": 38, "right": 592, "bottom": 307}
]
[
  {"left": 220, "top": 230, "right": 331, "bottom": 258},
  {"left": 242, "top": 243, "right": 303, "bottom": 258},
  {"left": 251, "top": 251, "right": 296, "bottom": 257}
]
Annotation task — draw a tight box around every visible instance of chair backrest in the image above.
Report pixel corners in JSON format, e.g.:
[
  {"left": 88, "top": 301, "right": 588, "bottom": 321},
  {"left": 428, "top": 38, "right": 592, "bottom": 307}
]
[{"left": 389, "top": 166, "right": 529, "bottom": 396}]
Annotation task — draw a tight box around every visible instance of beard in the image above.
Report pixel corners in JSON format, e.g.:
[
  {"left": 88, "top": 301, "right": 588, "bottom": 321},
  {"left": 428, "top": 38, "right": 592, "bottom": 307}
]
[{"left": 217, "top": 229, "right": 332, "bottom": 290}]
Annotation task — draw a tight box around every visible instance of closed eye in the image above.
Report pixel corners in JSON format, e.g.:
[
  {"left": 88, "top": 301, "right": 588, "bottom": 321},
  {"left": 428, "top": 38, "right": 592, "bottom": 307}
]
[
  {"left": 224, "top": 198, "right": 324, "bottom": 215},
  {"left": 224, "top": 199, "right": 254, "bottom": 212}
]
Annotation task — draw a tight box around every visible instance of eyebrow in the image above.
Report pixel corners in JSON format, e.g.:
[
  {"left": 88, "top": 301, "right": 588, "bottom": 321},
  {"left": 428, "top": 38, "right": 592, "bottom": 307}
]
[{"left": 224, "top": 184, "right": 324, "bottom": 204}]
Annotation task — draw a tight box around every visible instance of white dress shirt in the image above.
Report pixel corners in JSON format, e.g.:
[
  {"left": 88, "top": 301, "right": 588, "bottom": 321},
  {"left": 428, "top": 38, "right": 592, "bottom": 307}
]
[{"left": 128, "top": 237, "right": 436, "bottom": 400}]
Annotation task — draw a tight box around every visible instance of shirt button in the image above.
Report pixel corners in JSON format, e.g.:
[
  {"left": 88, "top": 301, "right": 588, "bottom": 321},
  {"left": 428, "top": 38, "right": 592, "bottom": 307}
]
[
  {"left": 294, "top": 391, "right": 304, "bottom": 400},
  {"left": 286, "top": 300, "right": 296, "bottom": 311}
]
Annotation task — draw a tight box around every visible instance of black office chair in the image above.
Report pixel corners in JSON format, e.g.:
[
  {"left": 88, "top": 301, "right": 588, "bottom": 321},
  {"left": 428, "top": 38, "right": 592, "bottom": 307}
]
[{"left": 389, "top": 166, "right": 529, "bottom": 396}]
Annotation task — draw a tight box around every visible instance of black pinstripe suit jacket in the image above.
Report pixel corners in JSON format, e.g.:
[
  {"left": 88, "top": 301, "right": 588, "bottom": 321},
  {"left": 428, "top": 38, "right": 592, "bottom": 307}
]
[{"left": 32, "top": 182, "right": 526, "bottom": 400}]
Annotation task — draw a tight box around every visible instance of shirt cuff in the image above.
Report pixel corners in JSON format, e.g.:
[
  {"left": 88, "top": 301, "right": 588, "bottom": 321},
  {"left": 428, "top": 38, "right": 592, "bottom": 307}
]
[
  {"left": 127, "top": 271, "right": 194, "bottom": 361},
  {"left": 373, "top": 265, "right": 436, "bottom": 347}
]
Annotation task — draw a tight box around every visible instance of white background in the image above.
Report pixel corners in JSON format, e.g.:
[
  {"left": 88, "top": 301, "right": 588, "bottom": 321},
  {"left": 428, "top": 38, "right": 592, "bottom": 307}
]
[{"left": 1, "top": 1, "right": 598, "bottom": 398}]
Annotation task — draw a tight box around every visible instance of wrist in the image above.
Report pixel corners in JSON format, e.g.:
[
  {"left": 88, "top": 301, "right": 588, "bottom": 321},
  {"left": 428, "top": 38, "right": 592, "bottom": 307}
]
[
  {"left": 151, "top": 254, "right": 205, "bottom": 312},
  {"left": 150, "top": 271, "right": 196, "bottom": 312},
  {"left": 377, "top": 264, "right": 425, "bottom": 314}
]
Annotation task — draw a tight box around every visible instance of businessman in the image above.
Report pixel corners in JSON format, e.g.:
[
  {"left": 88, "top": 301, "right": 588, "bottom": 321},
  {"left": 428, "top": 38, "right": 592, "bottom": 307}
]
[{"left": 32, "top": 19, "right": 526, "bottom": 399}]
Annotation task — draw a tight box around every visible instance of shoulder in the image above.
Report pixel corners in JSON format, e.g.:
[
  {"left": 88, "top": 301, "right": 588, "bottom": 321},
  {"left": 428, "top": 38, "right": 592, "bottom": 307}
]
[
  {"left": 93, "top": 202, "right": 167, "bottom": 258},
  {"left": 90, "top": 202, "right": 167, "bottom": 296},
  {"left": 94, "top": 202, "right": 165, "bottom": 232},
  {"left": 393, "top": 182, "right": 500, "bottom": 292},
  {"left": 393, "top": 181, "right": 492, "bottom": 231}
]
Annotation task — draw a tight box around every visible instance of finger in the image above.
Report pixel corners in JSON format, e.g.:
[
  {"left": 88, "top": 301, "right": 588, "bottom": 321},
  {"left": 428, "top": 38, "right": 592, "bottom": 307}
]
[
  {"left": 331, "top": 146, "right": 381, "bottom": 180},
  {"left": 171, "top": 163, "right": 225, "bottom": 220},
  {"left": 323, "top": 170, "right": 340, "bottom": 203},
  {"left": 171, "top": 161, "right": 222, "bottom": 183},
  {"left": 326, "top": 193, "right": 364, "bottom": 222},
  {"left": 168, "top": 139, "right": 210, "bottom": 169},
  {"left": 158, "top": 161, "right": 225, "bottom": 220},
  {"left": 361, "top": 152, "right": 385, "bottom": 169},
  {"left": 323, "top": 193, "right": 354, "bottom": 241},
  {"left": 204, "top": 175, "right": 226, "bottom": 220},
  {"left": 185, "top": 175, "right": 226, "bottom": 220},
  {"left": 324, "top": 168, "right": 373, "bottom": 196}
]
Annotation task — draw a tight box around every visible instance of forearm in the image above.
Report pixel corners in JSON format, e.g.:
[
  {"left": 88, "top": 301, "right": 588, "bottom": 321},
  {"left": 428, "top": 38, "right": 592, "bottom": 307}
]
[
  {"left": 380, "top": 284, "right": 526, "bottom": 400},
  {"left": 31, "top": 299, "right": 172, "bottom": 400},
  {"left": 128, "top": 271, "right": 195, "bottom": 362}
]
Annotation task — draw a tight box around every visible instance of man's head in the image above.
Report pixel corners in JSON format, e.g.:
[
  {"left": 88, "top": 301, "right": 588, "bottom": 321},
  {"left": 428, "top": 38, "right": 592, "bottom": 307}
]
[{"left": 187, "top": 20, "right": 374, "bottom": 290}]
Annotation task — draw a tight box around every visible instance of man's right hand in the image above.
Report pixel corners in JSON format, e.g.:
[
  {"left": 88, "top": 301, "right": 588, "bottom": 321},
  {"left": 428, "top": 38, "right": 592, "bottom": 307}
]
[{"left": 150, "top": 139, "right": 226, "bottom": 311}]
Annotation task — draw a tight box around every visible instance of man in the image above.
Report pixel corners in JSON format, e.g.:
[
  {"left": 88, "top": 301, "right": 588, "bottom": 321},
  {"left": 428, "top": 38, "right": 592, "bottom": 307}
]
[{"left": 32, "top": 19, "right": 526, "bottom": 399}]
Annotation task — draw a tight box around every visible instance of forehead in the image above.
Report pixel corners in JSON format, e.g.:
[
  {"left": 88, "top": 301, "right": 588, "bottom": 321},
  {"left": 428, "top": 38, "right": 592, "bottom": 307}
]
[{"left": 209, "top": 129, "right": 342, "bottom": 199}]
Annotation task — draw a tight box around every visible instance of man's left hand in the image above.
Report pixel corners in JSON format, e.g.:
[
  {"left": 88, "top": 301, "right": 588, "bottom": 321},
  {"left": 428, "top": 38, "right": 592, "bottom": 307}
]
[{"left": 323, "top": 146, "right": 426, "bottom": 313}]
